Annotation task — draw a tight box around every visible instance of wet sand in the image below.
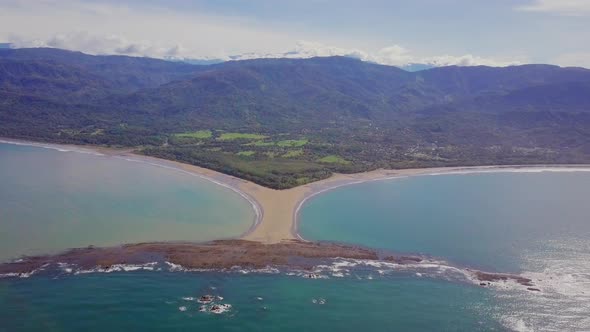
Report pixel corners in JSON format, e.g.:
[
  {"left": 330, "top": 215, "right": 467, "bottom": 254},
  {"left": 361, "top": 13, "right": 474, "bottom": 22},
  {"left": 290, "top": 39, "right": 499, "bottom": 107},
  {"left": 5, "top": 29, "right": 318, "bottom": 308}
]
[{"left": 2, "top": 138, "right": 590, "bottom": 244}]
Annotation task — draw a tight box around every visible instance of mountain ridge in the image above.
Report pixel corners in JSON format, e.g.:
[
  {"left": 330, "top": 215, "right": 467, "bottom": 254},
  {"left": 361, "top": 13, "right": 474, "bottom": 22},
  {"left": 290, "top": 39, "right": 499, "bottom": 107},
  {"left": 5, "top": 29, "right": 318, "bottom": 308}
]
[{"left": 1, "top": 48, "right": 589, "bottom": 188}]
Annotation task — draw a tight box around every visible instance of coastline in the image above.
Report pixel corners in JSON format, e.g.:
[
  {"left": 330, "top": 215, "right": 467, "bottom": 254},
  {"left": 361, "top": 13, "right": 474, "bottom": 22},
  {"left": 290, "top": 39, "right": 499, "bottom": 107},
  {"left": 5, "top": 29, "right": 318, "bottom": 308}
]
[
  {"left": 0, "top": 138, "right": 264, "bottom": 240},
  {"left": 2, "top": 138, "right": 590, "bottom": 244}
]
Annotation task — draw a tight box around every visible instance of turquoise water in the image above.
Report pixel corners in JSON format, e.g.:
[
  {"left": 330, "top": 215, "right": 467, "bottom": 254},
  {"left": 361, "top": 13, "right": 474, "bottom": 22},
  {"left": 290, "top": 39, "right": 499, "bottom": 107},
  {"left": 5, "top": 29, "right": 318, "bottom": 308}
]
[
  {"left": 300, "top": 172, "right": 590, "bottom": 272},
  {"left": 300, "top": 172, "right": 590, "bottom": 330},
  {"left": 0, "top": 143, "right": 255, "bottom": 261},
  {"left": 2, "top": 144, "right": 590, "bottom": 331},
  {"left": 0, "top": 271, "right": 505, "bottom": 331}
]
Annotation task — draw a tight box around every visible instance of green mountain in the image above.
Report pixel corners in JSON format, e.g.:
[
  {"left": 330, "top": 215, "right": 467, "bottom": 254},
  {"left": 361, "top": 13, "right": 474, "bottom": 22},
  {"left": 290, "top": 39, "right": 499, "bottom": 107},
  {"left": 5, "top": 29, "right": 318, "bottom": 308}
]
[{"left": 1, "top": 48, "right": 589, "bottom": 188}]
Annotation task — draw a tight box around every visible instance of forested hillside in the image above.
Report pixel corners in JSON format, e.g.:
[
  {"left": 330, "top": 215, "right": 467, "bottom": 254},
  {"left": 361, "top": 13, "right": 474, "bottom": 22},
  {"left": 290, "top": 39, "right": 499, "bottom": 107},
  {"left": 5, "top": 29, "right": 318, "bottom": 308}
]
[{"left": 2, "top": 48, "right": 589, "bottom": 188}]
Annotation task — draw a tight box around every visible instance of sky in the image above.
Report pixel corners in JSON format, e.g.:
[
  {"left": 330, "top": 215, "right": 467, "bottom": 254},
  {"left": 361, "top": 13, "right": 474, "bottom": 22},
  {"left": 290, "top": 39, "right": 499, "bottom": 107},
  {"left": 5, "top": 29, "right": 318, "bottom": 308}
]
[{"left": 0, "top": 0, "right": 589, "bottom": 67}]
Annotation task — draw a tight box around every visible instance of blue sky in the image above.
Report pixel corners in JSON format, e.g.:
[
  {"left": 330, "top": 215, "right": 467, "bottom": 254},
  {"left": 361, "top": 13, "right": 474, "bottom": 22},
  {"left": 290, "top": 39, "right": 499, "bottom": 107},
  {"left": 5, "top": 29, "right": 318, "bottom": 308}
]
[{"left": 1, "top": 0, "right": 589, "bottom": 67}]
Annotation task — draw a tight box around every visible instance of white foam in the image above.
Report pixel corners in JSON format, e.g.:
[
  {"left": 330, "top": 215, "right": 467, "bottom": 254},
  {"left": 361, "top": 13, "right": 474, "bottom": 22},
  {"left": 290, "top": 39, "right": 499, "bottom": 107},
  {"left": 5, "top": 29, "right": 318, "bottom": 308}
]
[
  {"left": 0, "top": 139, "right": 105, "bottom": 156},
  {"left": 501, "top": 317, "right": 535, "bottom": 332},
  {"left": 209, "top": 303, "right": 232, "bottom": 314},
  {"left": 74, "top": 262, "right": 157, "bottom": 275},
  {"left": 165, "top": 261, "right": 187, "bottom": 272},
  {"left": 495, "top": 238, "right": 590, "bottom": 331}
]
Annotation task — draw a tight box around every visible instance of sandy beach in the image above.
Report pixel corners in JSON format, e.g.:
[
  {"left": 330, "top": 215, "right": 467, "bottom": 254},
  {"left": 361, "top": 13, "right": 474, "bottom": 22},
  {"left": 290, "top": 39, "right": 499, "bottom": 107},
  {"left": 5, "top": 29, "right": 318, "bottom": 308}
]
[{"left": 2, "top": 138, "right": 590, "bottom": 244}]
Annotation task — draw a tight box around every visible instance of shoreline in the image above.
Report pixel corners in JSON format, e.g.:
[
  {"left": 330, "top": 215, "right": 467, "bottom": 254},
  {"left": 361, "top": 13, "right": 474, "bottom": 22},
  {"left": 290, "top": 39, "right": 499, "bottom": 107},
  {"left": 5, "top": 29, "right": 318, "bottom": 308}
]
[
  {"left": 2, "top": 137, "right": 590, "bottom": 244},
  {"left": 0, "top": 138, "right": 264, "bottom": 240},
  {"left": 0, "top": 239, "right": 539, "bottom": 293},
  {"left": 290, "top": 165, "right": 590, "bottom": 241}
]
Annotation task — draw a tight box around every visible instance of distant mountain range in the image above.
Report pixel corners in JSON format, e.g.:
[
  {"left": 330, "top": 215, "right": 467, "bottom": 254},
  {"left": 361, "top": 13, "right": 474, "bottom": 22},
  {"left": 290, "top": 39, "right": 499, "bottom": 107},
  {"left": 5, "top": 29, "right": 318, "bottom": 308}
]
[{"left": 1, "top": 47, "right": 589, "bottom": 188}]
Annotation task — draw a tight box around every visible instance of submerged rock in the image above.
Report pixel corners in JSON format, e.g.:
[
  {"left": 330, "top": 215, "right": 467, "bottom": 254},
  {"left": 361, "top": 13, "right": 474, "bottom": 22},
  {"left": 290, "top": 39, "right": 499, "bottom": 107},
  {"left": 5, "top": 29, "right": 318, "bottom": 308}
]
[
  {"left": 198, "top": 295, "right": 215, "bottom": 304},
  {"left": 210, "top": 304, "right": 232, "bottom": 314}
]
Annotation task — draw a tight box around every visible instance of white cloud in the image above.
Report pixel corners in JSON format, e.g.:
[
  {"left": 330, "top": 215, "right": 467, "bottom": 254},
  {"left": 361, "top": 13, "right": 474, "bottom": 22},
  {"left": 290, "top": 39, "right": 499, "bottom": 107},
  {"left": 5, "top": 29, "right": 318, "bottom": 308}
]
[
  {"left": 0, "top": 0, "right": 294, "bottom": 59},
  {"left": 0, "top": 1, "right": 525, "bottom": 67},
  {"left": 553, "top": 52, "right": 590, "bottom": 68},
  {"left": 228, "top": 41, "right": 523, "bottom": 68},
  {"left": 9, "top": 32, "right": 188, "bottom": 59},
  {"left": 516, "top": 0, "right": 590, "bottom": 16}
]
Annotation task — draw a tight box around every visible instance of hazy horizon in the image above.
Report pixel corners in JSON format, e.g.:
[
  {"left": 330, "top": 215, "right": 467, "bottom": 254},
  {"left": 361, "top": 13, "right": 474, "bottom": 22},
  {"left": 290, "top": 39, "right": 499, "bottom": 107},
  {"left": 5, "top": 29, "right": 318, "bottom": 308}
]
[{"left": 1, "top": 0, "right": 589, "bottom": 69}]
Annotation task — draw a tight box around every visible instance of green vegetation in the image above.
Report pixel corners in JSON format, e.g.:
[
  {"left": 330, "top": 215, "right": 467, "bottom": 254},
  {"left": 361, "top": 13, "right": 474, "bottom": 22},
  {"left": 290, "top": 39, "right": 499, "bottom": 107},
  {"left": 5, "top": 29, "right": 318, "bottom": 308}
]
[
  {"left": 318, "top": 155, "right": 350, "bottom": 164},
  {"left": 248, "top": 141, "right": 275, "bottom": 147},
  {"left": 141, "top": 147, "right": 331, "bottom": 189},
  {"left": 2, "top": 48, "right": 590, "bottom": 189},
  {"left": 174, "top": 130, "right": 212, "bottom": 139},
  {"left": 277, "top": 139, "right": 308, "bottom": 147},
  {"left": 237, "top": 150, "right": 256, "bottom": 157},
  {"left": 218, "top": 133, "right": 267, "bottom": 141},
  {"left": 283, "top": 149, "right": 304, "bottom": 158}
]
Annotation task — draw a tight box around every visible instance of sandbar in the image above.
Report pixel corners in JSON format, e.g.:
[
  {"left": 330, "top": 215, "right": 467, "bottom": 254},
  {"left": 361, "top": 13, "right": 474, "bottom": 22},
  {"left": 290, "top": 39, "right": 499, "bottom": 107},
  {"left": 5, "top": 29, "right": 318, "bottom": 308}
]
[{"left": 2, "top": 138, "right": 590, "bottom": 244}]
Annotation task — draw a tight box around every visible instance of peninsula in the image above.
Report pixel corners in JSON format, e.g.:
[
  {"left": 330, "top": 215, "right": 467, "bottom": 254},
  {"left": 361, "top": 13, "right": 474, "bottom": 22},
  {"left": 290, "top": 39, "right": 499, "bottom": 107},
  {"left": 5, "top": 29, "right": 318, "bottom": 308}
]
[{"left": 4, "top": 138, "right": 589, "bottom": 244}]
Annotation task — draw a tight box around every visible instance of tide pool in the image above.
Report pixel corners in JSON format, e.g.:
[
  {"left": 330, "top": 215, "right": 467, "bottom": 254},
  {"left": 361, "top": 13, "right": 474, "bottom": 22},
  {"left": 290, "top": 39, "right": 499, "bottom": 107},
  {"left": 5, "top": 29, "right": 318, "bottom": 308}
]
[{"left": 0, "top": 143, "right": 255, "bottom": 261}]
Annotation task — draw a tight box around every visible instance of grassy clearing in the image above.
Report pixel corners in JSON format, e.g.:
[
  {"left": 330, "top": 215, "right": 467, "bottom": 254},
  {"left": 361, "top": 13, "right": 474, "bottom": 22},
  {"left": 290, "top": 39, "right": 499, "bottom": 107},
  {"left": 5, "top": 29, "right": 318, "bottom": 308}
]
[
  {"left": 174, "top": 130, "right": 212, "bottom": 139},
  {"left": 282, "top": 149, "right": 304, "bottom": 158},
  {"left": 218, "top": 133, "right": 267, "bottom": 141},
  {"left": 237, "top": 150, "right": 256, "bottom": 157},
  {"left": 318, "top": 155, "right": 350, "bottom": 164},
  {"left": 277, "top": 139, "right": 308, "bottom": 147},
  {"left": 248, "top": 141, "right": 275, "bottom": 147}
]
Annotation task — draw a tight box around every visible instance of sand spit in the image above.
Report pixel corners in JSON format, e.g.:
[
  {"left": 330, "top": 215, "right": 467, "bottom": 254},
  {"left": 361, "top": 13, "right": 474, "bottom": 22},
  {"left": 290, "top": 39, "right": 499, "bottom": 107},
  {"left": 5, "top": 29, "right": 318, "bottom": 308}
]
[{"left": 2, "top": 138, "right": 590, "bottom": 243}]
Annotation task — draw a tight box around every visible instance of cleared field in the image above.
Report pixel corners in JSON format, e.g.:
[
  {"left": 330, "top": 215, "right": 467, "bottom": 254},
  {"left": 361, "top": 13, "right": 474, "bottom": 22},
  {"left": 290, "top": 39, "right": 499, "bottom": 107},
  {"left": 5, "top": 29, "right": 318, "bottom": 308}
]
[
  {"left": 277, "top": 139, "right": 308, "bottom": 147},
  {"left": 174, "top": 130, "right": 212, "bottom": 139},
  {"left": 218, "top": 133, "right": 267, "bottom": 141},
  {"left": 237, "top": 150, "right": 256, "bottom": 157},
  {"left": 318, "top": 155, "right": 350, "bottom": 164}
]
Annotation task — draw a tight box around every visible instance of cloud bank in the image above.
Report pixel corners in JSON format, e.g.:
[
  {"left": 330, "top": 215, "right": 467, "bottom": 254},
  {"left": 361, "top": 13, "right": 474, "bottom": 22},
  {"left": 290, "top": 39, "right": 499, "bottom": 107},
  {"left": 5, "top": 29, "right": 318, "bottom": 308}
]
[
  {"left": 225, "top": 41, "right": 524, "bottom": 68},
  {"left": 517, "top": 0, "right": 590, "bottom": 16},
  {"left": 0, "top": 0, "right": 533, "bottom": 68}
]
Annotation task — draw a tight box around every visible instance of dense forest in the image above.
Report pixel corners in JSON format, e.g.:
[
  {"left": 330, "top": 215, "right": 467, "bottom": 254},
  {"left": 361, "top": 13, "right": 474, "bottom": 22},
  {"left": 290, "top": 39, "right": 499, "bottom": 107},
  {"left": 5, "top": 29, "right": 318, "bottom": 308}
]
[{"left": 1, "top": 48, "right": 589, "bottom": 188}]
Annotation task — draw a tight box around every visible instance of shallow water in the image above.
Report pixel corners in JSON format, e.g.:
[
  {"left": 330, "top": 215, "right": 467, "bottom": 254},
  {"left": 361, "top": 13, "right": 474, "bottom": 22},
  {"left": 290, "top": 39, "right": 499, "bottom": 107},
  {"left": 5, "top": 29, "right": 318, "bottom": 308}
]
[
  {"left": 0, "top": 143, "right": 255, "bottom": 261},
  {"left": 2, "top": 143, "right": 590, "bottom": 331}
]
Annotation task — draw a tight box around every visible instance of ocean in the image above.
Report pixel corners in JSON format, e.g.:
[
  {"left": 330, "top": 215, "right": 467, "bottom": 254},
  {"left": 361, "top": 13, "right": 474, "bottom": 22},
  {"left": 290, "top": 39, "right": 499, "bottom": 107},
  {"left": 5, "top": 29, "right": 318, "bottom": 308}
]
[
  {"left": 300, "top": 172, "right": 590, "bottom": 331},
  {"left": 0, "top": 143, "right": 255, "bottom": 261},
  {"left": 1, "top": 143, "right": 589, "bottom": 331}
]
